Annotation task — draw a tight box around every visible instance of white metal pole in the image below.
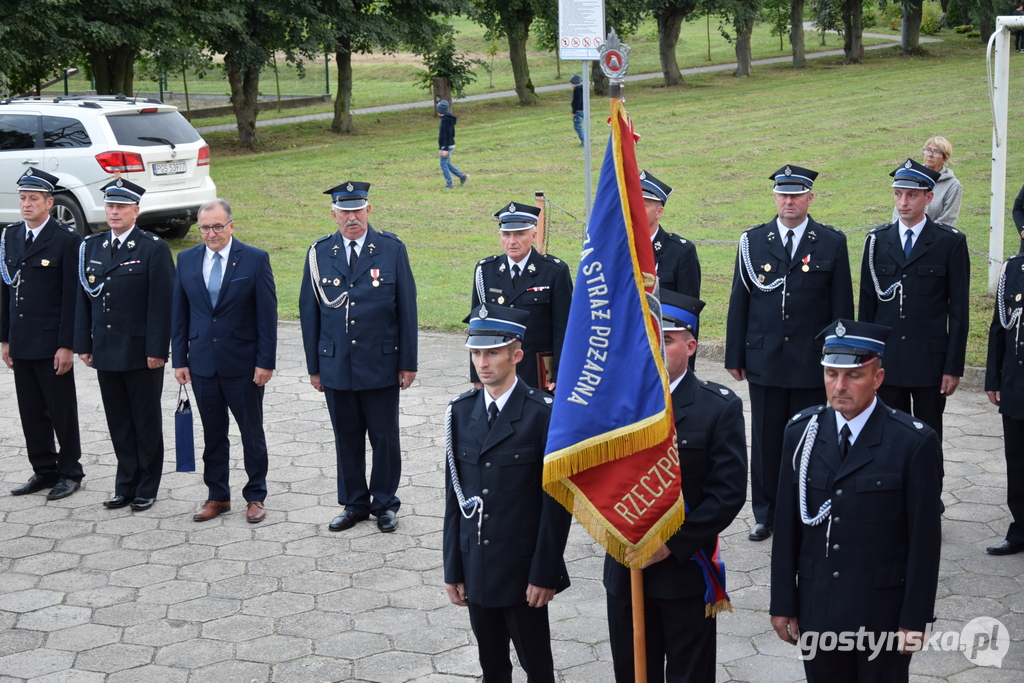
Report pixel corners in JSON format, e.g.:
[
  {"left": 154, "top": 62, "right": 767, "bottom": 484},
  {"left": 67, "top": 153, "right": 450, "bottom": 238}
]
[
  {"left": 583, "top": 60, "right": 593, "bottom": 224},
  {"left": 991, "top": 19, "right": 1011, "bottom": 294}
]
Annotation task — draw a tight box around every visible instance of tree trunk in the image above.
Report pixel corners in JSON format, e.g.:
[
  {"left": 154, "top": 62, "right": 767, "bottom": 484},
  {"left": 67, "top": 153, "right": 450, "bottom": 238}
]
[
  {"left": 901, "top": 0, "right": 923, "bottom": 54},
  {"left": 507, "top": 31, "right": 537, "bottom": 105},
  {"left": 791, "top": 0, "right": 806, "bottom": 69},
  {"left": 656, "top": 7, "right": 688, "bottom": 86},
  {"left": 734, "top": 17, "right": 755, "bottom": 77},
  {"left": 331, "top": 37, "right": 354, "bottom": 134},
  {"left": 842, "top": 0, "right": 864, "bottom": 64},
  {"left": 226, "top": 56, "right": 261, "bottom": 149},
  {"left": 90, "top": 45, "right": 136, "bottom": 96},
  {"left": 432, "top": 77, "right": 452, "bottom": 115},
  {"left": 592, "top": 68, "right": 608, "bottom": 96}
]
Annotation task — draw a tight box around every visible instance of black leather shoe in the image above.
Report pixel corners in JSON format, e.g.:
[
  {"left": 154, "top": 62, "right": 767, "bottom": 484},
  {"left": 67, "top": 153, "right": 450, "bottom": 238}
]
[
  {"left": 10, "top": 475, "right": 58, "bottom": 496},
  {"left": 748, "top": 523, "right": 773, "bottom": 541},
  {"left": 986, "top": 540, "right": 1024, "bottom": 556},
  {"left": 329, "top": 510, "right": 367, "bottom": 532},
  {"left": 130, "top": 497, "right": 155, "bottom": 511},
  {"left": 376, "top": 510, "right": 398, "bottom": 533},
  {"left": 45, "top": 478, "right": 80, "bottom": 500},
  {"left": 103, "top": 495, "right": 131, "bottom": 509}
]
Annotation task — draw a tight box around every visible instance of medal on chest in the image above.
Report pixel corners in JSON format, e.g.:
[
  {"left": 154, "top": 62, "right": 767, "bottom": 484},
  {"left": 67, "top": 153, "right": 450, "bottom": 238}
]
[{"left": 371, "top": 268, "right": 380, "bottom": 287}]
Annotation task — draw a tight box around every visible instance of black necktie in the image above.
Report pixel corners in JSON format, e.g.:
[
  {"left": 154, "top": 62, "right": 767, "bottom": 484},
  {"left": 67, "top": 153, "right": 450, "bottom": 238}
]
[
  {"left": 24, "top": 231, "right": 33, "bottom": 249},
  {"left": 111, "top": 238, "right": 119, "bottom": 257},
  {"left": 785, "top": 229, "right": 795, "bottom": 259},
  {"left": 903, "top": 229, "right": 914, "bottom": 260},
  {"left": 511, "top": 264, "right": 521, "bottom": 288},
  {"left": 349, "top": 240, "right": 358, "bottom": 271},
  {"left": 488, "top": 402, "right": 499, "bottom": 428},
  {"left": 839, "top": 424, "right": 852, "bottom": 461}
]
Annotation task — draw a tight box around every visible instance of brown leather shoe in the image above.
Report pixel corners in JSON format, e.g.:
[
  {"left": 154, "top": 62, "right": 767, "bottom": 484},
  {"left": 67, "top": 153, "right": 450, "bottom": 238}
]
[
  {"left": 245, "top": 501, "right": 266, "bottom": 524},
  {"left": 193, "top": 500, "right": 231, "bottom": 522}
]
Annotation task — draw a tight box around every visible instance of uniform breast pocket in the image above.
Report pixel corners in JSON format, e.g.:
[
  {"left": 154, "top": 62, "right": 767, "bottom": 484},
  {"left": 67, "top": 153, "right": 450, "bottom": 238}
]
[
  {"left": 855, "top": 471, "right": 903, "bottom": 522},
  {"left": 455, "top": 446, "right": 479, "bottom": 490},
  {"left": 117, "top": 265, "right": 144, "bottom": 276},
  {"left": 369, "top": 271, "right": 395, "bottom": 299},
  {"left": 805, "top": 259, "right": 833, "bottom": 273},
  {"left": 918, "top": 264, "right": 946, "bottom": 277},
  {"left": 755, "top": 260, "right": 783, "bottom": 276},
  {"left": 499, "top": 447, "right": 540, "bottom": 490},
  {"left": 876, "top": 264, "right": 897, "bottom": 276},
  {"left": 525, "top": 290, "right": 551, "bottom": 305}
]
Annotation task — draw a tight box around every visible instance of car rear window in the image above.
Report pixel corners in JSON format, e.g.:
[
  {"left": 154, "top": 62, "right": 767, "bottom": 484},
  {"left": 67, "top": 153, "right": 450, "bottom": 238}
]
[
  {"left": 106, "top": 111, "right": 201, "bottom": 146},
  {"left": 0, "top": 114, "right": 39, "bottom": 150},
  {"left": 43, "top": 116, "right": 92, "bottom": 148}
]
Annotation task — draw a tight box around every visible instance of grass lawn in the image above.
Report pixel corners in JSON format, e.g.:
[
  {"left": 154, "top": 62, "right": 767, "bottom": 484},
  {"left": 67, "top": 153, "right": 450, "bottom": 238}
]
[{"left": 182, "top": 27, "right": 1017, "bottom": 368}]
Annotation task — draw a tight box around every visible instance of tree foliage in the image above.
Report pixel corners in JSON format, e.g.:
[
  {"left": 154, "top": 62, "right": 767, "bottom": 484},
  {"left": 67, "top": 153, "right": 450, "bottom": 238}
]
[
  {"left": 416, "top": 24, "right": 481, "bottom": 100},
  {"left": 470, "top": 0, "right": 551, "bottom": 105}
]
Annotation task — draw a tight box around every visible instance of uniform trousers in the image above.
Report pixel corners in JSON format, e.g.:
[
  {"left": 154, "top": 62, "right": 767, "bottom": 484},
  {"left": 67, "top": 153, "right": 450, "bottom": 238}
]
[
  {"left": 324, "top": 385, "right": 401, "bottom": 517},
  {"left": 877, "top": 385, "right": 946, "bottom": 441},
  {"left": 467, "top": 601, "right": 555, "bottom": 683},
  {"left": 607, "top": 593, "right": 715, "bottom": 683},
  {"left": 13, "top": 357, "right": 83, "bottom": 482},
  {"left": 749, "top": 384, "right": 826, "bottom": 526},
  {"left": 192, "top": 372, "right": 268, "bottom": 503},
  {"left": 97, "top": 367, "right": 164, "bottom": 499},
  {"left": 801, "top": 643, "right": 912, "bottom": 683},
  {"left": 1001, "top": 415, "right": 1024, "bottom": 544}
]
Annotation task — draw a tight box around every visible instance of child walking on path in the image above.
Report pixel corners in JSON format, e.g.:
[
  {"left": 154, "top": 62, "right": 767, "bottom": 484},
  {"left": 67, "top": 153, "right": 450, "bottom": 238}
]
[{"left": 437, "top": 100, "right": 468, "bottom": 189}]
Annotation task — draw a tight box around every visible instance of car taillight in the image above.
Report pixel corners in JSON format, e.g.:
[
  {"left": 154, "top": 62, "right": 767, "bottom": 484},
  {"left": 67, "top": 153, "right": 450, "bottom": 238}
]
[
  {"left": 95, "top": 151, "right": 145, "bottom": 173},
  {"left": 197, "top": 144, "right": 210, "bottom": 167},
  {"left": 139, "top": 108, "right": 158, "bottom": 113}
]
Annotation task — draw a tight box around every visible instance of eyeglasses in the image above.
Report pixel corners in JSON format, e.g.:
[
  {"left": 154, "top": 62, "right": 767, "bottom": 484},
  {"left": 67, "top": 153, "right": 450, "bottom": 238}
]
[
  {"left": 922, "top": 148, "right": 944, "bottom": 156},
  {"left": 198, "top": 222, "right": 232, "bottom": 234}
]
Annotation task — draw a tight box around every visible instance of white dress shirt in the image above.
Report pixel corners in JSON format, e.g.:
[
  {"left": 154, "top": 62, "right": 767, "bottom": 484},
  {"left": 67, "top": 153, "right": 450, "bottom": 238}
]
[{"left": 203, "top": 237, "right": 232, "bottom": 288}]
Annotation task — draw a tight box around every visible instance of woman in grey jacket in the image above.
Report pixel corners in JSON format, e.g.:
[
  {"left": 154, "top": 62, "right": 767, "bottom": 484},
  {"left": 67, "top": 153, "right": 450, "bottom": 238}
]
[{"left": 892, "top": 135, "right": 962, "bottom": 226}]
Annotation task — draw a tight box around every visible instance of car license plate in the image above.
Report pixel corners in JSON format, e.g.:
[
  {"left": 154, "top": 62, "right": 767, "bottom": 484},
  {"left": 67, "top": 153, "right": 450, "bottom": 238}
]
[{"left": 153, "top": 161, "right": 186, "bottom": 176}]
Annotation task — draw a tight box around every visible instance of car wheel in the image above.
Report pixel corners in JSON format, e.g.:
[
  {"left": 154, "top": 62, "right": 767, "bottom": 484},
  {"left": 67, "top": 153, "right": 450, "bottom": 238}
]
[
  {"left": 149, "top": 223, "right": 192, "bottom": 240},
  {"left": 51, "top": 194, "right": 89, "bottom": 236}
]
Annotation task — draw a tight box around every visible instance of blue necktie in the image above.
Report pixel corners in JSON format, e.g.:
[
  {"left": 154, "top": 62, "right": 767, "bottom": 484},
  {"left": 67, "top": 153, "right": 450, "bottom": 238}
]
[
  {"left": 903, "top": 229, "right": 914, "bottom": 260},
  {"left": 208, "top": 252, "right": 222, "bottom": 307}
]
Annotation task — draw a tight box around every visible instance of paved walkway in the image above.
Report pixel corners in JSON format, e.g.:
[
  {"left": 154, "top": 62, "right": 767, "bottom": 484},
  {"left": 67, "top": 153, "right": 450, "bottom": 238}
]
[
  {"left": 0, "top": 324, "right": 1019, "bottom": 682},
  {"left": 196, "top": 30, "right": 936, "bottom": 135}
]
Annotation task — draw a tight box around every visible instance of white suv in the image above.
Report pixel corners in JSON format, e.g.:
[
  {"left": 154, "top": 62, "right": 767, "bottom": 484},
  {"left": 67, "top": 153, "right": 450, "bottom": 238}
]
[{"left": 0, "top": 95, "right": 217, "bottom": 238}]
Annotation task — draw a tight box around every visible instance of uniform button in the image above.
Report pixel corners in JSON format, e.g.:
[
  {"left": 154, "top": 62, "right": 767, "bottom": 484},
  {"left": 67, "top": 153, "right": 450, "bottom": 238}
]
[
  {"left": 212, "top": 317, "right": 217, "bottom": 322},
  {"left": 349, "top": 283, "right": 354, "bottom": 288},
  {"left": 835, "top": 489, "right": 843, "bottom": 496},
  {"left": 213, "top": 338, "right": 217, "bottom": 342},
  {"left": 833, "top": 571, "right": 840, "bottom": 579},
  {"left": 483, "top": 514, "right": 489, "bottom": 521},
  {"left": 832, "top": 544, "right": 840, "bottom": 551},
  {"left": 784, "top": 337, "right": 789, "bottom": 342},
  {"left": 901, "top": 336, "right": 906, "bottom": 341},
  {"left": 106, "top": 277, "right": 111, "bottom": 281},
  {"left": 350, "top": 320, "right": 355, "bottom": 325},
  {"left": 351, "top": 340, "right": 357, "bottom": 346},
  {"left": 106, "top": 325, "right": 111, "bottom": 329},
  {"left": 876, "top": 480, "right": 882, "bottom": 487},
  {"left": 514, "top": 454, "right": 520, "bottom": 460},
  {"left": 484, "top": 462, "right": 491, "bottom": 469},
  {"left": 350, "top": 301, "right": 356, "bottom": 307},
  {"left": 902, "top": 274, "right": 907, "bottom": 279},
  {"left": 833, "top": 517, "right": 840, "bottom": 524},
  {"left": 785, "top": 315, "right": 790, "bottom": 320},
  {"left": 785, "top": 292, "right": 791, "bottom": 297},
  {"left": 681, "top": 439, "right": 688, "bottom": 445},
  {"left": 483, "top": 540, "right": 490, "bottom": 546},
  {"left": 482, "top": 488, "right": 489, "bottom": 495},
  {"left": 18, "top": 313, "right": 23, "bottom": 318}
]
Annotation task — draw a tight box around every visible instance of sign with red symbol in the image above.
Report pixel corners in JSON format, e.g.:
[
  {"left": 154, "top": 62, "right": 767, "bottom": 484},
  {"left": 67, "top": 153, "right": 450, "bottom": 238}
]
[{"left": 558, "top": 0, "right": 605, "bottom": 60}]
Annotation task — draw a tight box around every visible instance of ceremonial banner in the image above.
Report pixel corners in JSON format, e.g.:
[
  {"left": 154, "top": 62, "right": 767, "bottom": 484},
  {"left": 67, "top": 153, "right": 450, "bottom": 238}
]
[{"left": 543, "top": 98, "right": 683, "bottom": 568}]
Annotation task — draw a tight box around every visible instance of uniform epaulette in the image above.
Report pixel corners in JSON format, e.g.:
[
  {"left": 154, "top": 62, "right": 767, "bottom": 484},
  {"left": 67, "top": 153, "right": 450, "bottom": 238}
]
[
  {"left": 788, "top": 404, "right": 825, "bottom": 425},
  {"left": 698, "top": 380, "right": 735, "bottom": 401},
  {"left": 378, "top": 230, "right": 402, "bottom": 243},
  {"left": 817, "top": 223, "right": 841, "bottom": 233},
  {"left": 868, "top": 222, "right": 894, "bottom": 235},
  {"left": 539, "top": 252, "right": 564, "bottom": 265},
  {"left": 64, "top": 225, "right": 76, "bottom": 234},
  {"left": 887, "top": 407, "right": 933, "bottom": 436},
  {"left": 933, "top": 222, "right": 962, "bottom": 236},
  {"left": 525, "top": 388, "right": 555, "bottom": 407},
  {"left": 477, "top": 254, "right": 500, "bottom": 266},
  {"left": 1008, "top": 252, "right": 1024, "bottom": 262},
  {"left": 450, "top": 388, "right": 480, "bottom": 404},
  {"left": 135, "top": 228, "right": 159, "bottom": 241},
  {"left": 310, "top": 233, "right": 333, "bottom": 248},
  {"left": 665, "top": 232, "right": 688, "bottom": 245},
  {"left": 745, "top": 223, "right": 768, "bottom": 235},
  {"left": 84, "top": 231, "right": 106, "bottom": 241}
]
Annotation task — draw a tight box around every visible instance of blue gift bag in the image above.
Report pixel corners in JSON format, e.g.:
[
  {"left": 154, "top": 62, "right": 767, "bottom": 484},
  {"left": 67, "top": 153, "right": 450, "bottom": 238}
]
[{"left": 175, "top": 385, "right": 196, "bottom": 472}]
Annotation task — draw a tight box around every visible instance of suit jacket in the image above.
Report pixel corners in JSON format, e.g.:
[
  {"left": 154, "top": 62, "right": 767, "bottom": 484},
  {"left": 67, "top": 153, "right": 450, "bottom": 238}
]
[
  {"left": 653, "top": 225, "right": 701, "bottom": 298},
  {"left": 171, "top": 239, "right": 277, "bottom": 378},
  {"left": 858, "top": 217, "right": 970, "bottom": 386},
  {"left": 770, "top": 400, "right": 942, "bottom": 634},
  {"left": 986, "top": 252, "right": 1024, "bottom": 420},
  {"left": 726, "top": 216, "right": 854, "bottom": 387},
  {"left": 1, "top": 218, "right": 81, "bottom": 358},
  {"left": 299, "top": 225, "right": 418, "bottom": 391},
  {"left": 469, "top": 248, "right": 572, "bottom": 388},
  {"left": 443, "top": 380, "right": 572, "bottom": 607},
  {"left": 604, "top": 371, "right": 747, "bottom": 599},
  {"left": 74, "top": 227, "right": 174, "bottom": 371}
]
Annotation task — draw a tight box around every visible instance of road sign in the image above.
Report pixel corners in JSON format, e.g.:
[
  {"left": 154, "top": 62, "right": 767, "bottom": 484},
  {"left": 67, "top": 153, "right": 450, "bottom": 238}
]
[{"left": 559, "top": 0, "right": 605, "bottom": 60}]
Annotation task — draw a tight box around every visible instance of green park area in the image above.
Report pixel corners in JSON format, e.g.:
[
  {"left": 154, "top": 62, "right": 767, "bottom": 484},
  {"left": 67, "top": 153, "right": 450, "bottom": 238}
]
[{"left": 166, "top": 21, "right": 1024, "bottom": 367}]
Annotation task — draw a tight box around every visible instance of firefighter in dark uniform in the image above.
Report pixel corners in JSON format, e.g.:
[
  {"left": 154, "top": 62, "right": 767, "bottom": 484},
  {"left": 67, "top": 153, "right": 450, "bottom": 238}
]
[
  {"left": 640, "top": 170, "right": 701, "bottom": 298},
  {"left": 444, "top": 303, "right": 572, "bottom": 683},
  {"left": 299, "top": 181, "right": 418, "bottom": 534},
  {"left": 985, "top": 250, "right": 1024, "bottom": 555},
  {"left": 75, "top": 179, "right": 175, "bottom": 510},
  {"left": 604, "top": 291, "right": 746, "bottom": 683},
  {"left": 2, "top": 169, "right": 83, "bottom": 499},
  {"left": 470, "top": 201, "right": 572, "bottom": 392},
  {"left": 725, "top": 165, "right": 854, "bottom": 542},
  {"left": 858, "top": 159, "right": 970, "bottom": 442},
  {"left": 771, "top": 319, "right": 942, "bottom": 683}
]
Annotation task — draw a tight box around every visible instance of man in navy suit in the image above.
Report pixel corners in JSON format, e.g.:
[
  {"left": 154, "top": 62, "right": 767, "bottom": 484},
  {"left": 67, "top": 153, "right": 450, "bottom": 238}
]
[
  {"left": 76, "top": 179, "right": 175, "bottom": 511},
  {"left": 299, "top": 182, "right": 418, "bottom": 533},
  {"left": 172, "top": 199, "right": 277, "bottom": 523},
  {"left": 2, "top": 169, "right": 84, "bottom": 499}
]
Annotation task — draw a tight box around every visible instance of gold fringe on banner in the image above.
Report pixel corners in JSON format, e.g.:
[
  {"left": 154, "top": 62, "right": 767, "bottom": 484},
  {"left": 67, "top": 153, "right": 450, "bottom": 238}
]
[{"left": 707, "top": 599, "right": 734, "bottom": 618}]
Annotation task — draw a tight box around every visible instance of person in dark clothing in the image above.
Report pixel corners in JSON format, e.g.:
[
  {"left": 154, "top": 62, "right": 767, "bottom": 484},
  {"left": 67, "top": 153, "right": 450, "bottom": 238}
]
[
  {"left": 1014, "top": 2, "right": 1024, "bottom": 52},
  {"left": 1010, "top": 182, "right": 1024, "bottom": 253},
  {"left": 570, "top": 74, "right": 584, "bottom": 146},
  {"left": 437, "top": 100, "right": 468, "bottom": 190}
]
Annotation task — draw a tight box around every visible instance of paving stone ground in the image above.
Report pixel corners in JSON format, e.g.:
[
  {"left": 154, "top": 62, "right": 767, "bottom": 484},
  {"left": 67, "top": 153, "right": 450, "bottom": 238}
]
[{"left": 0, "top": 323, "right": 1021, "bottom": 682}]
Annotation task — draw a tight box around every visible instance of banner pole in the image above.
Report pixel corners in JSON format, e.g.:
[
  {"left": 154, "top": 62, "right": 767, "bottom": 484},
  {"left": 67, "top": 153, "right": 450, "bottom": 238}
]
[
  {"left": 631, "top": 567, "right": 647, "bottom": 683},
  {"left": 535, "top": 190, "right": 547, "bottom": 254}
]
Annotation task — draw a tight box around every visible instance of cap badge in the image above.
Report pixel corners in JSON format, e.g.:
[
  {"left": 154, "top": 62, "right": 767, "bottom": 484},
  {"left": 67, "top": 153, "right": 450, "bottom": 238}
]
[
  {"left": 640, "top": 171, "right": 647, "bottom": 180},
  {"left": 26, "top": 169, "right": 33, "bottom": 176},
  {"left": 508, "top": 202, "right": 516, "bottom": 212},
  {"left": 904, "top": 160, "right": 912, "bottom": 169},
  {"left": 116, "top": 179, "right": 123, "bottom": 187},
  {"left": 836, "top": 321, "right": 847, "bottom": 337},
  {"left": 346, "top": 182, "right": 354, "bottom": 192},
  {"left": 784, "top": 166, "right": 792, "bottom": 176},
  {"left": 479, "top": 306, "right": 488, "bottom": 319}
]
